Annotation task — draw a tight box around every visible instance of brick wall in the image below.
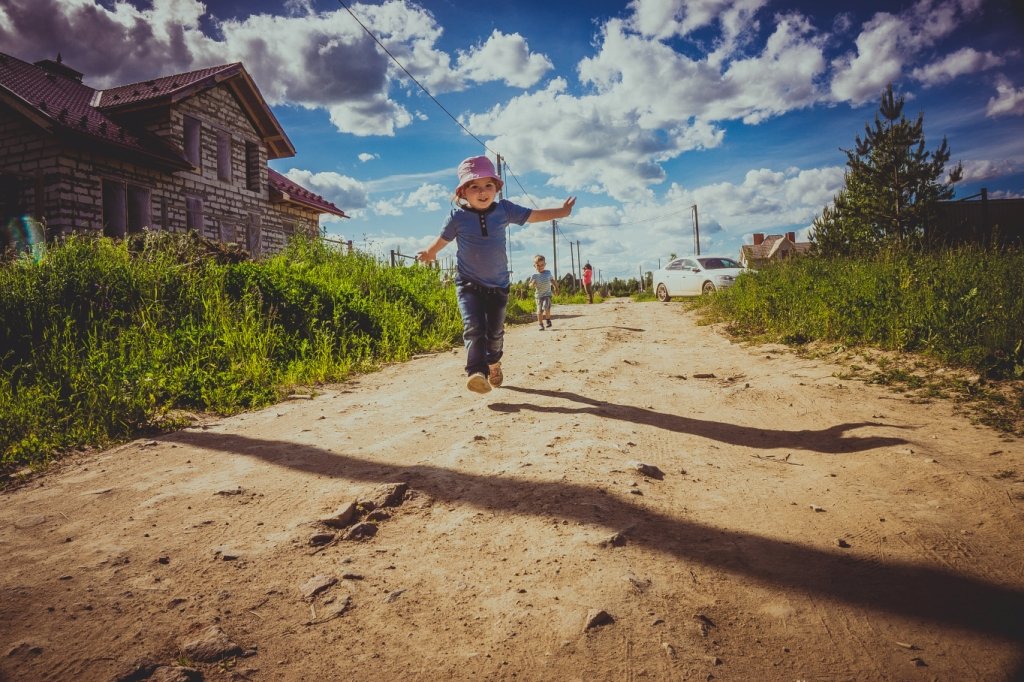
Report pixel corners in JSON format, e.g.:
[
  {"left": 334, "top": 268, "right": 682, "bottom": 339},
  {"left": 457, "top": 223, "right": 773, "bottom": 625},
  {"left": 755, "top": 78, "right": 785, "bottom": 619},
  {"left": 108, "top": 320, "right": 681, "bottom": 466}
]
[{"left": 0, "top": 84, "right": 324, "bottom": 255}]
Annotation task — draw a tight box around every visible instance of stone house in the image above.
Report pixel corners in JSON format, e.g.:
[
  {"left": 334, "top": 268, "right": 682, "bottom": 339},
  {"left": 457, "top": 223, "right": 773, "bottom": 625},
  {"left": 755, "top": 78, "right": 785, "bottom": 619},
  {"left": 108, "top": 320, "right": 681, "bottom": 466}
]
[
  {"left": 0, "top": 51, "right": 347, "bottom": 255},
  {"left": 738, "top": 231, "right": 812, "bottom": 269}
]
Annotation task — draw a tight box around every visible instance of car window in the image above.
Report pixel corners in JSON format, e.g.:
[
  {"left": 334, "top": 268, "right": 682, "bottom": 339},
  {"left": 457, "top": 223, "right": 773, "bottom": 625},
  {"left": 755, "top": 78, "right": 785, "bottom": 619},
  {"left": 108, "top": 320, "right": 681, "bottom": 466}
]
[
  {"left": 666, "top": 259, "right": 684, "bottom": 270},
  {"left": 682, "top": 259, "right": 698, "bottom": 269},
  {"left": 698, "top": 257, "right": 741, "bottom": 269}
]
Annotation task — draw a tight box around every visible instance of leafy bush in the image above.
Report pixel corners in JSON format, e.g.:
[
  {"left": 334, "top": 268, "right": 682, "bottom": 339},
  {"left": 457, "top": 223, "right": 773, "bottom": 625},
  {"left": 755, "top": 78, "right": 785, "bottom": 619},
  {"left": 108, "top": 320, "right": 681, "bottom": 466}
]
[{"left": 0, "top": 234, "right": 462, "bottom": 469}]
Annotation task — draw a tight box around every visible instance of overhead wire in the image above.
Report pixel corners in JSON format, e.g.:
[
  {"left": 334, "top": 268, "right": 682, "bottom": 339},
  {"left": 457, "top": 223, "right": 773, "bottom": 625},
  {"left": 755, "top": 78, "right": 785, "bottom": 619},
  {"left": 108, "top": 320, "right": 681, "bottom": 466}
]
[{"left": 335, "top": 0, "right": 684, "bottom": 260}]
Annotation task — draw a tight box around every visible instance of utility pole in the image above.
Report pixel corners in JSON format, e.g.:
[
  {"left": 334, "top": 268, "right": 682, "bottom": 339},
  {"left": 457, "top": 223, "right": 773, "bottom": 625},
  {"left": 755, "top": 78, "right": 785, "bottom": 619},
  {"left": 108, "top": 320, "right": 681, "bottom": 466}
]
[
  {"left": 692, "top": 204, "right": 701, "bottom": 256},
  {"left": 551, "top": 220, "right": 558, "bottom": 283},
  {"left": 569, "top": 238, "right": 576, "bottom": 292},
  {"left": 576, "top": 241, "right": 582, "bottom": 287}
]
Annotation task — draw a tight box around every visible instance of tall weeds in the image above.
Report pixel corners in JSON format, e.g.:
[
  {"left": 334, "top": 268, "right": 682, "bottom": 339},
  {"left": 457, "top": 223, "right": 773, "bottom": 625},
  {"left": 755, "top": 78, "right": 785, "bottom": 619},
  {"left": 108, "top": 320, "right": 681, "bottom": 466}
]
[
  {"left": 694, "top": 247, "right": 1024, "bottom": 378},
  {"left": 0, "top": 234, "right": 462, "bottom": 468}
]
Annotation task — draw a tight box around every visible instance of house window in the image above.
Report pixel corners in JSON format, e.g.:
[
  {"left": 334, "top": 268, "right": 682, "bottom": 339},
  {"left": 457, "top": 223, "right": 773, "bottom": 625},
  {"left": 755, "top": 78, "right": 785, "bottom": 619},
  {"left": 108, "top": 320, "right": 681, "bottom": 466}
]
[
  {"left": 247, "top": 213, "right": 262, "bottom": 255},
  {"left": 102, "top": 179, "right": 126, "bottom": 238},
  {"left": 102, "top": 180, "right": 151, "bottom": 237},
  {"left": 185, "top": 196, "right": 204, "bottom": 233},
  {"left": 216, "top": 130, "right": 232, "bottom": 182},
  {"left": 219, "top": 220, "right": 235, "bottom": 244},
  {"left": 184, "top": 115, "right": 201, "bottom": 169},
  {"left": 245, "top": 141, "right": 260, "bottom": 191},
  {"left": 127, "top": 185, "right": 151, "bottom": 233}
]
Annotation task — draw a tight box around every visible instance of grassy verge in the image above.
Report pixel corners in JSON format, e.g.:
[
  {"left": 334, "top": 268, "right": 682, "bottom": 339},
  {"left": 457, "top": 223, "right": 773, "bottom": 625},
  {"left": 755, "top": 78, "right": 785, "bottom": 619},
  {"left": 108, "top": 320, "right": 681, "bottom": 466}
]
[
  {"left": 691, "top": 247, "right": 1024, "bottom": 436},
  {"left": 0, "top": 233, "right": 462, "bottom": 471}
]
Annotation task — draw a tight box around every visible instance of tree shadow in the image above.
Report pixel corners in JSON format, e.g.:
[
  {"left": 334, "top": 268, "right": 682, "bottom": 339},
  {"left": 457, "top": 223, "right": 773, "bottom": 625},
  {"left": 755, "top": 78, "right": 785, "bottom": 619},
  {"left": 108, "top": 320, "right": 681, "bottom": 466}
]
[
  {"left": 163, "top": 428, "right": 1024, "bottom": 652},
  {"left": 492, "top": 386, "right": 911, "bottom": 453}
]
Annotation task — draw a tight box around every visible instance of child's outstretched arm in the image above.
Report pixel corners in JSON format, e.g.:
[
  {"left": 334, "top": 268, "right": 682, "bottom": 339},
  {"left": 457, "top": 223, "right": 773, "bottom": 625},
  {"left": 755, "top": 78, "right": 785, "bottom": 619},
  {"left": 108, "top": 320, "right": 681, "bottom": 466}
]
[
  {"left": 417, "top": 236, "right": 451, "bottom": 263},
  {"left": 527, "top": 197, "right": 576, "bottom": 223}
]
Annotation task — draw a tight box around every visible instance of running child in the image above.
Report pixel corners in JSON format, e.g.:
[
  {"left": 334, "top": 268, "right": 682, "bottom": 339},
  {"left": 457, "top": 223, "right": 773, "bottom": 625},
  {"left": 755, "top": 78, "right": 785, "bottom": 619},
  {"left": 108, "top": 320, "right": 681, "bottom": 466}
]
[
  {"left": 417, "top": 155, "right": 576, "bottom": 394},
  {"left": 528, "top": 255, "right": 557, "bottom": 330}
]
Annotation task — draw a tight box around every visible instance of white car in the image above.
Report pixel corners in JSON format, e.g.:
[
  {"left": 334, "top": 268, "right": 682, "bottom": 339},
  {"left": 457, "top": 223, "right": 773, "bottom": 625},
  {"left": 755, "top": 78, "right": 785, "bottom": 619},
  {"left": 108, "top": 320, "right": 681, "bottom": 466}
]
[{"left": 653, "top": 256, "right": 747, "bottom": 300}]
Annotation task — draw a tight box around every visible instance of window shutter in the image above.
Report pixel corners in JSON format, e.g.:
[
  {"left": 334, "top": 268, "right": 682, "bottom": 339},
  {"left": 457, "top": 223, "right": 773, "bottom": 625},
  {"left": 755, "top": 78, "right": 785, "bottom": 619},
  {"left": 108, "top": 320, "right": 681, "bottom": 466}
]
[
  {"left": 184, "top": 116, "right": 201, "bottom": 168},
  {"left": 102, "top": 179, "right": 126, "bottom": 237},
  {"left": 127, "top": 185, "right": 151, "bottom": 233},
  {"left": 217, "top": 130, "right": 232, "bottom": 182},
  {"left": 186, "top": 196, "right": 204, "bottom": 233}
]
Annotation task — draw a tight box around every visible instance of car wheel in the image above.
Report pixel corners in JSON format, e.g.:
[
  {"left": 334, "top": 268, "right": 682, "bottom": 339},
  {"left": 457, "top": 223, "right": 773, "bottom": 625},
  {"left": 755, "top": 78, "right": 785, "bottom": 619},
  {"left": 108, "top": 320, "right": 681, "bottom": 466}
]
[
  {"left": 701, "top": 281, "right": 716, "bottom": 295},
  {"left": 656, "top": 284, "right": 670, "bottom": 302}
]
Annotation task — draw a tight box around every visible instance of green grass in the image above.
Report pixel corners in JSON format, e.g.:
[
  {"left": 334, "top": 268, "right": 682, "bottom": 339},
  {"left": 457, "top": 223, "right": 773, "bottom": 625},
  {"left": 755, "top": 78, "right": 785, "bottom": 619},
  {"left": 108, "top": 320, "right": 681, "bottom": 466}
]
[
  {"left": 691, "top": 247, "right": 1024, "bottom": 433},
  {"left": 0, "top": 233, "right": 462, "bottom": 470}
]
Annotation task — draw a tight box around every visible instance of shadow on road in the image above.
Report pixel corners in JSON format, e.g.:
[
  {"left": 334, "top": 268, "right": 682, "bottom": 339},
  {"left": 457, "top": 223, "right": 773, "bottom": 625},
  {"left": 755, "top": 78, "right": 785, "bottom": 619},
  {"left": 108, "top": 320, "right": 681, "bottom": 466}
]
[
  {"left": 492, "top": 385, "right": 911, "bottom": 454},
  {"left": 164, "top": 427, "right": 1023, "bottom": 659}
]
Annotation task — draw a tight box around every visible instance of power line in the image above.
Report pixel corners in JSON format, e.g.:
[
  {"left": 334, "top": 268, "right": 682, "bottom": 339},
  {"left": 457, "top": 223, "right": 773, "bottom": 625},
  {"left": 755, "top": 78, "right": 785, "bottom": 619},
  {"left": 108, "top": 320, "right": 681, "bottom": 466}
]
[
  {"left": 337, "top": 1, "right": 693, "bottom": 245},
  {"left": 336, "top": 0, "right": 541, "bottom": 210}
]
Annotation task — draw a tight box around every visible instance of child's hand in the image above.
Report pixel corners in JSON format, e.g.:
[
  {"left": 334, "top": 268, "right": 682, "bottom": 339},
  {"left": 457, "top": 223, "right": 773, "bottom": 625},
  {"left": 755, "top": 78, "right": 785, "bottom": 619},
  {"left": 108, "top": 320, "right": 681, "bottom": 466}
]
[{"left": 562, "top": 197, "right": 576, "bottom": 215}]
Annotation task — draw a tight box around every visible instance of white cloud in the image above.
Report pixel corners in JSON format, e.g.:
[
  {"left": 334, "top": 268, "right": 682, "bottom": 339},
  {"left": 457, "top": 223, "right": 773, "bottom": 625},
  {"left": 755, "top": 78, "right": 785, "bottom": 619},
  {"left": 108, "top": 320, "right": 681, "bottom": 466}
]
[
  {"left": 986, "top": 77, "right": 1024, "bottom": 117},
  {"left": 358, "top": 153, "right": 379, "bottom": 162},
  {"left": 911, "top": 47, "right": 1004, "bottom": 85},
  {"left": 282, "top": 168, "right": 369, "bottom": 210},
  {"left": 0, "top": 0, "right": 553, "bottom": 137},
  {"left": 830, "top": 0, "right": 982, "bottom": 105},
  {"left": 401, "top": 183, "right": 448, "bottom": 211},
  {"left": 959, "top": 159, "right": 1017, "bottom": 182},
  {"left": 454, "top": 30, "right": 553, "bottom": 88}
]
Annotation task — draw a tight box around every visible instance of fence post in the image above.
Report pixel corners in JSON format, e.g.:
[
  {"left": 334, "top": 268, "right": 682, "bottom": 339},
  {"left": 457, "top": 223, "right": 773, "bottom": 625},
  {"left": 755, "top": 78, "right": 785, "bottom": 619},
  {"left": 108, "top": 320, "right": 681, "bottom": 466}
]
[{"left": 390, "top": 249, "right": 396, "bottom": 267}]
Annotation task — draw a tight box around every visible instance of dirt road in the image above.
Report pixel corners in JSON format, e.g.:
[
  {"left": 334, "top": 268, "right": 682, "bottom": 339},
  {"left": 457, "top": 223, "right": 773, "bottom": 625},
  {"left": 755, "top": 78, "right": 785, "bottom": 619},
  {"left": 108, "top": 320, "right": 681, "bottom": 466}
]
[{"left": 1, "top": 299, "right": 1022, "bottom": 681}]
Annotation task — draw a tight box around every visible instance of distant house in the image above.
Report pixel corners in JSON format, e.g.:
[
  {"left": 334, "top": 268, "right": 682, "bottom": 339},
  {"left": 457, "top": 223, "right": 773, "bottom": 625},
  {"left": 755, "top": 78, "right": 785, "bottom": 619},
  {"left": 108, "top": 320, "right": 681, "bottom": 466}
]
[
  {"left": 739, "top": 232, "right": 812, "bottom": 269},
  {"left": 0, "top": 51, "right": 347, "bottom": 255}
]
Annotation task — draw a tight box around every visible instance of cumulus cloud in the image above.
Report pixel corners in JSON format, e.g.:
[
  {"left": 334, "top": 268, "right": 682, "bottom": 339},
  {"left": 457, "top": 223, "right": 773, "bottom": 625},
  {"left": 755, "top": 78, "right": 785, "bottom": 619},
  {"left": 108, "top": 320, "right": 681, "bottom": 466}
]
[
  {"left": 911, "top": 47, "right": 1003, "bottom": 85},
  {"left": 830, "top": 0, "right": 982, "bottom": 105},
  {"left": 986, "top": 77, "right": 1024, "bottom": 117},
  {"left": 0, "top": 0, "right": 553, "bottom": 136},
  {"left": 454, "top": 30, "right": 553, "bottom": 88},
  {"left": 958, "top": 159, "right": 1017, "bottom": 182},
  {"left": 358, "top": 153, "right": 379, "bottom": 162},
  {"left": 282, "top": 168, "right": 369, "bottom": 211}
]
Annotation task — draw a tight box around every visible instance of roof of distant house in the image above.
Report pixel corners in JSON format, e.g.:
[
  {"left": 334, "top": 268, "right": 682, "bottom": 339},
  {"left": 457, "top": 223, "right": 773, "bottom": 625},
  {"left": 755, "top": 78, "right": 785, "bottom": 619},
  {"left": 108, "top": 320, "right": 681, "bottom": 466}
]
[
  {"left": 268, "top": 168, "right": 348, "bottom": 219},
  {"left": 740, "top": 234, "right": 812, "bottom": 260}
]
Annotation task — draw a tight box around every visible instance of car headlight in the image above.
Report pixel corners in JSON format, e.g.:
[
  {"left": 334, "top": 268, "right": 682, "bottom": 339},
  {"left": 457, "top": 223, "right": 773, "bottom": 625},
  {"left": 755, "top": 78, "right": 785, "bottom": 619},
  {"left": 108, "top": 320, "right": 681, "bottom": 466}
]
[{"left": 715, "top": 275, "right": 735, "bottom": 282}]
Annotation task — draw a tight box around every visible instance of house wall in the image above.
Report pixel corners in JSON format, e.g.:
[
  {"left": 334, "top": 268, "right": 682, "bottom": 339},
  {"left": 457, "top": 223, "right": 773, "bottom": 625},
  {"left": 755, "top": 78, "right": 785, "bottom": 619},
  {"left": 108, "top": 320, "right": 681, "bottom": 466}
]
[
  {"left": 1, "top": 84, "right": 321, "bottom": 254},
  {"left": 0, "top": 105, "right": 64, "bottom": 235}
]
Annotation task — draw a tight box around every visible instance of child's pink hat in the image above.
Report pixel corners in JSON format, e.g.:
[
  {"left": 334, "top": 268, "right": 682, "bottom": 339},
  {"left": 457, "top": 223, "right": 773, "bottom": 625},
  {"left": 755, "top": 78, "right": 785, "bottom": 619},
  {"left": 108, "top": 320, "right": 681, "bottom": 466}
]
[{"left": 456, "top": 155, "right": 503, "bottom": 194}]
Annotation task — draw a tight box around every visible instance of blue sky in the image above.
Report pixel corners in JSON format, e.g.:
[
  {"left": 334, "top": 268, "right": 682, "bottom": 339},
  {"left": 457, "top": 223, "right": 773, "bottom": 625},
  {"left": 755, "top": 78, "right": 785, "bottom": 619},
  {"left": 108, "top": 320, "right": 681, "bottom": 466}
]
[{"left": 2, "top": 0, "right": 1022, "bottom": 280}]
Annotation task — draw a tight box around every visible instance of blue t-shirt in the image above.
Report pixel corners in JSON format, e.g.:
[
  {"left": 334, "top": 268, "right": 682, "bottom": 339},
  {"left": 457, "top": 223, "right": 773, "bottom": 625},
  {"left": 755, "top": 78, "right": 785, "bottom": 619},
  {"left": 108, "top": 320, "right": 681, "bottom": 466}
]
[{"left": 440, "top": 199, "right": 532, "bottom": 288}]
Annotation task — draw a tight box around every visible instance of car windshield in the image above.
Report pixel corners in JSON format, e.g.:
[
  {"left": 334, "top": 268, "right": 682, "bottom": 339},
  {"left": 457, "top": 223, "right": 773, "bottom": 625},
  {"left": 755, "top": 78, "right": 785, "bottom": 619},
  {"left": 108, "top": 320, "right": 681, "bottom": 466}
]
[{"left": 697, "top": 257, "right": 741, "bottom": 269}]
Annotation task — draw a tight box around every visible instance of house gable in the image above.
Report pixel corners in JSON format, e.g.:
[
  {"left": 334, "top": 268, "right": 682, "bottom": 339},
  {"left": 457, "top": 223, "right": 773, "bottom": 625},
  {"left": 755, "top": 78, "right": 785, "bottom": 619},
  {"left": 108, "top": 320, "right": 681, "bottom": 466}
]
[{"left": 0, "top": 51, "right": 345, "bottom": 255}]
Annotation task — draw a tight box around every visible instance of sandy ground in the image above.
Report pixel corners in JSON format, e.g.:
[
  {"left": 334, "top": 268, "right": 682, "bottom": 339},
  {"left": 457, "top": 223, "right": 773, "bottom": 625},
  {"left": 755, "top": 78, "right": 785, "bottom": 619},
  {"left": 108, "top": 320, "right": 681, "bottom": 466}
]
[{"left": 1, "top": 298, "right": 1022, "bottom": 682}]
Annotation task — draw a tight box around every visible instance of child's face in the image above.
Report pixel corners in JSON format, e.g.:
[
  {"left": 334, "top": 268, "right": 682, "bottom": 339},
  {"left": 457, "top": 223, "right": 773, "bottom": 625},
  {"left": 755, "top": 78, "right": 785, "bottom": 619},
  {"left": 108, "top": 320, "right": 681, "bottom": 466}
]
[
  {"left": 534, "top": 259, "right": 545, "bottom": 272},
  {"left": 460, "top": 179, "right": 498, "bottom": 210}
]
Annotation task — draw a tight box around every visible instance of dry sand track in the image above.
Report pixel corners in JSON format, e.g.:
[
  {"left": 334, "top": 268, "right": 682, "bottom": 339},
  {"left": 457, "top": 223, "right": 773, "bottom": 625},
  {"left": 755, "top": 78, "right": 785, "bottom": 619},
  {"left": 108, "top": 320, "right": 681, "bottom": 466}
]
[{"left": 1, "top": 299, "right": 1022, "bottom": 681}]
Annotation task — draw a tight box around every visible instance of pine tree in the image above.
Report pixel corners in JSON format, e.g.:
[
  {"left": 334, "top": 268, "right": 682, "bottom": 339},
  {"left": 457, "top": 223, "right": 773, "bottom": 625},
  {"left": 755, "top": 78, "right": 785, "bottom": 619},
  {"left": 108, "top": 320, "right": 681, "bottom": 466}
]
[{"left": 811, "top": 84, "right": 962, "bottom": 257}]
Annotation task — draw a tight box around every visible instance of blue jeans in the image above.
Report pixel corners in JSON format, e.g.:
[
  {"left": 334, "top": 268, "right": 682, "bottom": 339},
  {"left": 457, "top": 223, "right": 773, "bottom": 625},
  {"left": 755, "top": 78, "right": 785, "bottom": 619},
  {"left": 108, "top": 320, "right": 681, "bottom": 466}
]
[{"left": 456, "top": 280, "right": 508, "bottom": 376}]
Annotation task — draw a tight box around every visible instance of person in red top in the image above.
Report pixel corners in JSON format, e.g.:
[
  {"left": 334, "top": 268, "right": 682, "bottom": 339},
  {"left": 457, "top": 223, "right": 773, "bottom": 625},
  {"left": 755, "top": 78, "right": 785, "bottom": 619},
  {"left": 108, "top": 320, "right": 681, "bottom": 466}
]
[{"left": 582, "top": 262, "right": 594, "bottom": 304}]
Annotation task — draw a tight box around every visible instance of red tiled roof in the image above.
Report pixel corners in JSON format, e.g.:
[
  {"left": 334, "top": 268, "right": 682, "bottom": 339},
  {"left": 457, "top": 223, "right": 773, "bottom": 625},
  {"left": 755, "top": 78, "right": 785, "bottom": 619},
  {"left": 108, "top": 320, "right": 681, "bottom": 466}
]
[
  {"left": 268, "top": 168, "right": 348, "bottom": 218},
  {"left": 97, "top": 64, "right": 241, "bottom": 109},
  {"left": 0, "top": 52, "right": 190, "bottom": 169}
]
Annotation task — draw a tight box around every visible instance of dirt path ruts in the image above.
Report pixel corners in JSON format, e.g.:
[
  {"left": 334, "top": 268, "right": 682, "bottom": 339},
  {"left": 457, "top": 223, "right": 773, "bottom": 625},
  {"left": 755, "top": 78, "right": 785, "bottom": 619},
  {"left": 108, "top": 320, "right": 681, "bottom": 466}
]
[{"left": 1, "top": 299, "right": 1022, "bottom": 681}]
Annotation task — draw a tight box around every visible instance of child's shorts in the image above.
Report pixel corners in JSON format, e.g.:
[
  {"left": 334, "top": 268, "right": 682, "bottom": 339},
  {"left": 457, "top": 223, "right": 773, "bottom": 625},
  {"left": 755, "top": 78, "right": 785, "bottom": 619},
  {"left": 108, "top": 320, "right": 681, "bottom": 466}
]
[{"left": 536, "top": 294, "right": 552, "bottom": 313}]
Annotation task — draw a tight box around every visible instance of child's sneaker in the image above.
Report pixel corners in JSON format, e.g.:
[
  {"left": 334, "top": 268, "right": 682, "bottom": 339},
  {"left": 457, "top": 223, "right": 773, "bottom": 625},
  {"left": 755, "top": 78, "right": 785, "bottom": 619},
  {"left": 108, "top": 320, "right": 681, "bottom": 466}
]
[
  {"left": 545, "top": 319, "right": 552, "bottom": 328},
  {"left": 488, "top": 362, "right": 503, "bottom": 387},
  {"left": 466, "top": 372, "right": 492, "bottom": 394}
]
